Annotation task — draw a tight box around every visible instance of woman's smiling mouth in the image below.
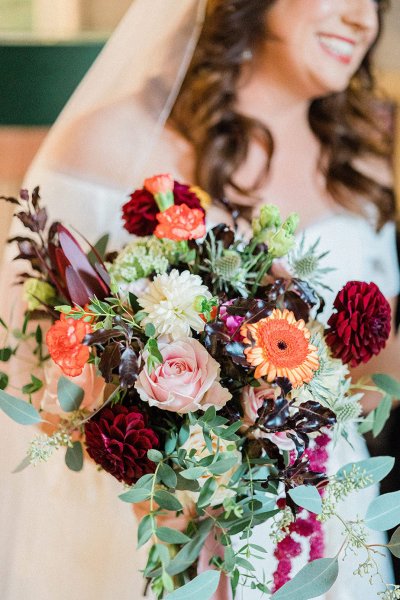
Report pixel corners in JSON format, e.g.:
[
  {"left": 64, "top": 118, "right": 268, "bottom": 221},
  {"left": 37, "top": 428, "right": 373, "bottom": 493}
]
[{"left": 317, "top": 33, "right": 356, "bottom": 64}]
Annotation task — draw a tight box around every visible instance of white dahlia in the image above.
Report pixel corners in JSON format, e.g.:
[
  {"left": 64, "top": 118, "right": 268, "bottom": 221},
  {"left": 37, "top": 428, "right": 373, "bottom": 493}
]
[{"left": 138, "top": 269, "right": 212, "bottom": 340}]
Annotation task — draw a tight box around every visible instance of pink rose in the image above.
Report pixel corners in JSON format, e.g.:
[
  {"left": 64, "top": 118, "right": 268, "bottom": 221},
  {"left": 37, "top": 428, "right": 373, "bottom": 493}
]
[
  {"left": 241, "top": 382, "right": 295, "bottom": 450},
  {"left": 135, "top": 338, "right": 231, "bottom": 413},
  {"left": 40, "top": 360, "right": 106, "bottom": 415}
]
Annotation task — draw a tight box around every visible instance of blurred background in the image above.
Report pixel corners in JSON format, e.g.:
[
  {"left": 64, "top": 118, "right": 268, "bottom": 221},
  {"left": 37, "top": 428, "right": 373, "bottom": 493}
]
[{"left": 0, "top": 0, "right": 399, "bottom": 263}]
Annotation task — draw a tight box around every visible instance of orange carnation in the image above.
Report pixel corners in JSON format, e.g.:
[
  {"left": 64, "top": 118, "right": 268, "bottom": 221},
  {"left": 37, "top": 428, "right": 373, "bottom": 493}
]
[
  {"left": 241, "top": 308, "right": 319, "bottom": 388},
  {"left": 154, "top": 204, "right": 206, "bottom": 241},
  {"left": 46, "top": 314, "right": 93, "bottom": 377},
  {"left": 144, "top": 174, "right": 174, "bottom": 195}
]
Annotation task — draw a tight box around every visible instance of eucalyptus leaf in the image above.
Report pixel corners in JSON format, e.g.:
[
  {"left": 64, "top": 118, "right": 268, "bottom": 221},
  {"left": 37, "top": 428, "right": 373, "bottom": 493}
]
[
  {"left": 167, "top": 520, "right": 213, "bottom": 576},
  {"left": 336, "top": 456, "right": 394, "bottom": 488},
  {"left": 358, "top": 411, "right": 374, "bottom": 435},
  {"left": 158, "top": 463, "right": 177, "bottom": 489},
  {"left": 365, "top": 491, "right": 400, "bottom": 531},
  {"left": 147, "top": 449, "right": 163, "bottom": 464},
  {"left": 57, "top": 377, "right": 84, "bottom": 412},
  {"left": 0, "top": 347, "right": 12, "bottom": 362},
  {"left": 65, "top": 442, "right": 83, "bottom": 472},
  {"left": 154, "top": 490, "right": 183, "bottom": 511},
  {"left": 372, "top": 374, "right": 400, "bottom": 399},
  {"left": 180, "top": 467, "right": 208, "bottom": 480},
  {"left": 387, "top": 527, "right": 400, "bottom": 558},
  {"left": 119, "top": 487, "right": 151, "bottom": 504},
  {"left": 156, "top": 527, "right": 191, "bottom": 544},
  {"left": 197, "top": 477, "right": 217, "bottom": 508},
  {"left": 135, "top": 473, "right": 155, "bottom": 490},
  {"left": 165, "top": 570, "right": 220, "bottom": 600},
  {"left": 0, "top": 389, "right": 41, "bottom": 425},
  {"left": 288, "top": 485, "right": 322, "bottom": 515},
  {"left": 271, "top": 557, "right": 339, "bottom": 599},
  {"left": 372, "top": 394, "right": 392, "bottom": 437},
  {"left": 12, "top": 455, "right": 32, "bottom": 473},
  {"left": 208, "top": 457, "right": 239, "bottom": 476},
  {"left": 137, "top": 514, "right": 153, "bottom": 548}
]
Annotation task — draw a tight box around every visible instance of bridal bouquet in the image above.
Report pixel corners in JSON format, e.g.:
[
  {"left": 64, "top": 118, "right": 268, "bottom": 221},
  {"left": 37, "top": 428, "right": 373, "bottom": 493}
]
[{"left": 1, "top": 178, "right": 400, "bottom": 600}]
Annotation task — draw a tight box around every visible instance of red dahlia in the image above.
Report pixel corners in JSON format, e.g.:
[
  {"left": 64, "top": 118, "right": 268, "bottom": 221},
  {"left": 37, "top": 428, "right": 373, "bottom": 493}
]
[
  {"left": 122, "top": 181, "right": 205, "bottom": 236},
  {"left": 326, "top": 281, "right": 391, "bottom": 367},
  {"left": 84, "top": 405, "right": 159, "bottom": 485}
]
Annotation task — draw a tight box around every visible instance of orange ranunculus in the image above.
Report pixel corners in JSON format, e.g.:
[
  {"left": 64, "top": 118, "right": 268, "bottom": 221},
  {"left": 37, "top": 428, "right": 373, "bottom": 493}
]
[
  {"left": 154, "top": 204, "right": 206, "bottom": 241},
  {"left": 241, "top": 308, "right": 319, "bottom": 388},
  {"left": 144, "top": 173, "right": 174, "bottom": 195},
  {"left": 46, "top": 314, "right": 93, "bottom": 377}
]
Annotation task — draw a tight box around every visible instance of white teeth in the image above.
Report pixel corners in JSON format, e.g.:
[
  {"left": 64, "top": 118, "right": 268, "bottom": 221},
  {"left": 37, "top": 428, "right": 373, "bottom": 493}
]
[{"left": 318, "top": 35, "right": 354, "bottom": 58}]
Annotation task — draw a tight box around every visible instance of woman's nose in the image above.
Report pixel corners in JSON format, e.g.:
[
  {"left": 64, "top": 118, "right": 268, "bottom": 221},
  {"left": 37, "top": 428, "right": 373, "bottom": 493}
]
[{"left": 341, "top": 0, "right": 379, "bottom": 33}]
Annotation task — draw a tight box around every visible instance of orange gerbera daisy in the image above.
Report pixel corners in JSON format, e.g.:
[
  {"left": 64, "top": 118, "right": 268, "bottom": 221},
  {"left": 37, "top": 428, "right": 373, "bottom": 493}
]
[{"left": 241, "top": 308, "right": 319, "bottom": 388}]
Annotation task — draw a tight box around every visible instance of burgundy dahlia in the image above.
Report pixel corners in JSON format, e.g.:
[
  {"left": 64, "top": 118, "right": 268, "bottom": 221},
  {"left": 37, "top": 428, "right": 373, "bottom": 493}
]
[
  {"left": 122, "top": 181, "right": 205, "bottom": 236},
  {"left": 326, "top": 281, "right": 391, "bottom": 368},
  {"left": 84, "top": 405, "right": 159, "bottom": 485}
]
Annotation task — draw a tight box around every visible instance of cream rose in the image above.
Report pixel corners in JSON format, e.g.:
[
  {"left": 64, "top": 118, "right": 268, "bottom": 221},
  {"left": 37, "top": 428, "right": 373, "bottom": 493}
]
[
  {"left": 135, "top": 337, "right": 231, "bottom": 413},
  {"left": 40, "top": 360, "right": 105, "bottom": 415},
  {"left": 176, "top": 424, "right": 241, "bottom": 508}
]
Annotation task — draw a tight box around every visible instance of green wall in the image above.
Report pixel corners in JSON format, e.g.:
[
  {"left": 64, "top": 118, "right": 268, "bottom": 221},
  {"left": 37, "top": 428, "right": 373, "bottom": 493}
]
[{"left": 0, "top": 41, "right": 104, "bottom": 125}]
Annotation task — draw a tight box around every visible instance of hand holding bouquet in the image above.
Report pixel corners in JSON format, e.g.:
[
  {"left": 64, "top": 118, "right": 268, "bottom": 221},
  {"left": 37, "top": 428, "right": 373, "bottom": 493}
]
[{"left": 1, "top": 176, "right": 400, "bottom": 600}]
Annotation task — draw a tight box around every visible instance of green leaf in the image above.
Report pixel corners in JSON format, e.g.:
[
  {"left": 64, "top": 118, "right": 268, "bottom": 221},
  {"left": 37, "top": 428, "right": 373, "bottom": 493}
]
[
  {"left": 288, "top": 485, "right": 322, "bottom": 514},
  {"left": 271, "top": 557, "right": 339, "bottom": 599},
  {"left": 65, "top": 442, "right": 83, "bottom": 472},
  {"left": 0, "top": 347, "right": 12, "bottom": 362},
  {"left": 154, "top": 490, "right": 183, "bottom": 511},
  {"left": 167, "top": 519, "right": 213, "bottom": 576},
  {"left": 145, "top": 323, "right": 156, "bottom": 338},
  {"left": 156, "top": 527, "right": 191, "bottom": 544},
  {"left": 365, "top": 491, "right": 400, "bottom": 531},
  {"left": 336, "top": 456, "right": 395, "bottom": 488},
  {"left": 165, "top": 432, "right": 177, "bottom": 455},
  {"left": 0, "top": 389, "right": 41, "bottom": 425},
  {"left": 22, "top": 375, "right": 43, "bottom": 396},
  {"left": 372, "top": 394, "right": 392, "bottom": 437},
  {"left": 12, "top": 455, "right": 32, "bottom": 473},
  {"left": 147, "top": 449, "right": 163, "bottom": 463},
  {"left": 158, "top": 463, "right": 177, "bottom": 489},
  {"left": 57, "top": 377, "right": 84, "bottom": 412},
  {"left": 236, "top": 557, "right": 256, "bottom": 571},
  {"left": 137, "top": 514, "right": 154, "bottom": 548},
  {"left": 119, "top": 487, "right": 151, "bottom": 504},
  {"left": 0, "top": 316, "right": 7, "bottom": 329},
  {"left": 372, "top": 374, "right": 400, "bottom": 399},
  {"left": 178, "top": 422, "right": 190, "bottom": 446},
  {"left": 0, "top": 371, "right": 9, "bottom": 390},
  {"left": 180, "top": 467, "right": 208, "bottom": 480},
  {"left": 202, "top": 406, "right": 217, "bottom": 423},
  {"left": 208, "top": 457, "right": 239, "bottom": 476},
  {"left": 135, "top": 473, "right": 155, "bottom": 490},
  {"left": 165, "top": 570, "right": 220, "bottom": 600},
  {"left": 358, "top": 411, "right": 374, "bottom": 435},
  {"left": 87, "top": 233, "right": 109, "bottom": 262},
  {"left": 387, "top": 526, "right": 400, "bottom": 558},
  {"left": 35, "top": 325, "right": 42, "bottom": 344},
  {"left": 197, "top": 477, "right": 217, "bottom": 508},
  {"left": 175, "top": 473, "right": 201, "bottom": 492}
]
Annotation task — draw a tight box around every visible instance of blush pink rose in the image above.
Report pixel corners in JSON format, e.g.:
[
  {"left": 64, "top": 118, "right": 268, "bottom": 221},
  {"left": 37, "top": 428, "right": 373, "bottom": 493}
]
[
  {"left": 135, "top": 338, "right": 231, "bottom": 413},
  {"left": 40, "top": 360, "right": 106, "bottom": 415},
  {"left": 241, "top": 382, "right": 295, "bottom": 450}
]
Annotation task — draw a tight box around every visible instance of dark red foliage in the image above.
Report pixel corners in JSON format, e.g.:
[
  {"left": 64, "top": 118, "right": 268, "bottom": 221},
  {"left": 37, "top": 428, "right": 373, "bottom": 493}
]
[
  {"left": 85, "top": 405, "right": 159, "bottom": 485},
  {"left": 326, "top": 281, "right": 391, "bottom": 367},
  {"left": 122, "top": 181, "right": 204, "bottom": 236}
]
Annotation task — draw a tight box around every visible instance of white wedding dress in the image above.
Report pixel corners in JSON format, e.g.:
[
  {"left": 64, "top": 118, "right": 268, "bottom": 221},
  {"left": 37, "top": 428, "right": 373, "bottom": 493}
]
[{"left": 0, "top": 165, "right": 398, "bottom": 600}]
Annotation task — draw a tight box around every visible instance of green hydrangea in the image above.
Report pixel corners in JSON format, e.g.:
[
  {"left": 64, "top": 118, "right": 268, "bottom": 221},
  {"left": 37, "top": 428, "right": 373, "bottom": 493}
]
[
  {"left": 109, "top": 237, "right": 190, "bottom": 287},
  {"left": 23, "top": 278, "right": 56, "bottom": 311},
  {"left": 252, "top": 205, "right": 299, "bottom": 258}
]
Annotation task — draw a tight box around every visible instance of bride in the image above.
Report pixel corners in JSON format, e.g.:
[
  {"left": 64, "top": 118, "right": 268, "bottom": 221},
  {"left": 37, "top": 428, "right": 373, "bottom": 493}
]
[{"left": 1, "top": 1, "right": 399, "bottom": 599}]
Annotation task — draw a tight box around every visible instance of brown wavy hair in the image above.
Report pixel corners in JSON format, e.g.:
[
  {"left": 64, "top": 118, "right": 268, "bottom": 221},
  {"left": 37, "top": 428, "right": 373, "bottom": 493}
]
[{"left": 170, "top": 0, "right": 395, "bottom": 229}]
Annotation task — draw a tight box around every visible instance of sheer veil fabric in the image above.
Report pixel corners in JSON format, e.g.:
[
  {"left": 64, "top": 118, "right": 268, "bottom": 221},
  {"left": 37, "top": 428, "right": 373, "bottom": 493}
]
[{"left": 0, "top": 1, "right": 397, "bottom": 599}]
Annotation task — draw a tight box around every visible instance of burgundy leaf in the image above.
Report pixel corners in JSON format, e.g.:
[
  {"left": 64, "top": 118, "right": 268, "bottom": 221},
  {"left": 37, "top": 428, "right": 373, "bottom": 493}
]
[
  {"left": 31, "top": 186, "right": 40, "bottom": 210},
  {"left": 83, "top": 328, "right": 124, "bottom": 346},
  {"left": 98, "top": 343, "right": 121, "bottom": 383},
  {"left": 119, "top": 346, "right": 139, "bottom": 389},
  {"left": 261, "top": 396, "right": 290, "bottom": 429},
  {"left": 19, "top": 189, "right": 29, "bottom": 201},
  {"left": 16, "top": 212, "right": 39, "bottom": 232},
  {"left": 35, "top": 207, "right": 48, "bottom": 232},
  {"left": 65, "top": 266, "right": 91, "bottom": 306},
  {"left": 58, "top": 225, "right": 110, "bottom": 300},
  {"left": 1, "top": 195, "right": 20, "bottom": 205}
]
